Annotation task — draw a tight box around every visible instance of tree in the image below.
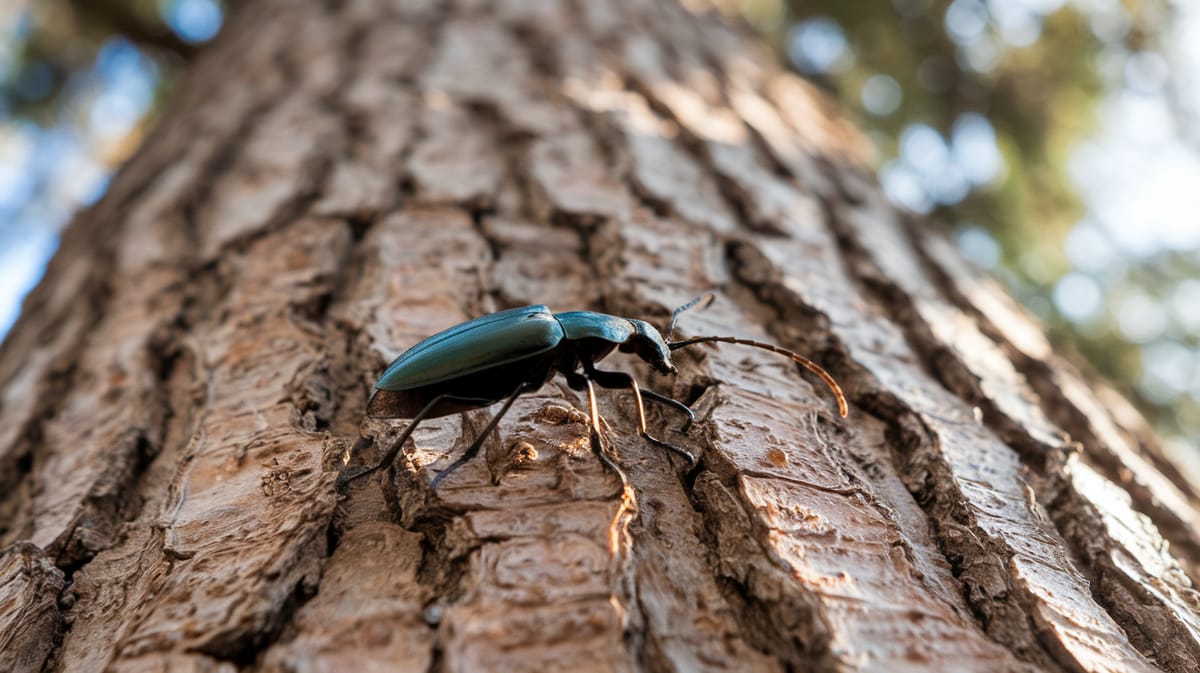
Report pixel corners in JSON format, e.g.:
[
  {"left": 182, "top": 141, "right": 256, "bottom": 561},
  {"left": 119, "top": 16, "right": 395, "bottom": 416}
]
[{"left": 3, "top": 0, "right": 1200, "bottom": 671}]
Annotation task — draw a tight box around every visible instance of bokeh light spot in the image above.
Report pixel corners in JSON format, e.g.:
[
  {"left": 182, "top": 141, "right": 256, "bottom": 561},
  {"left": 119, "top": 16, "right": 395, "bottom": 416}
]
[
  {"left": 945, "top": 0, "right": 989, "bottom": 46},
  {"left": 987, "top": 0, "right": 1044, "bottom": 47},
  {"left": 880, "top": 160, "right": 933, "bottom": 213},
  {"left": 900, "top": 123, "right": 950, "bottom": 174},
  {"left": 951, "top": 113, "right": 1003, "bottom": 184},
  {"left": 957, "top": 226, "right": 1001, "bottom": 269},
  {"left": 1053, "top": 272, "right": 1104, "bottom": 323},
  {"left": 1170, "top": 279, "right": 1200, "bottom": 335},
  {"left": 861, "top": 74, "right": 902, "bottom": 115},
  {"left": 1141, "top": 340, "right": 1195, "bottom": 400},
  {"left": 1088, "top": 6, "right": 1131, "bottom": 44},
  {"left": 1065, "top": 222, "right": 1118, "bottom": 274},
  {"left": 960, "top": 34, "right": 1002, "bottom": 73},
  {"left": 787, "top": 17, "right": 850, "bottom": 74},
  {"left": 160, "top": 0, "right": 224, "bottom": 44},
  {"left": 1116, "top": 292, "right": 1167, "bottom": 343}
]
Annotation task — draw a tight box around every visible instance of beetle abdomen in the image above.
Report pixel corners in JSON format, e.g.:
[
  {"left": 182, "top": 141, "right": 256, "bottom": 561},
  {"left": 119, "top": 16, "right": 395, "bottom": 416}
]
[{"left": 367, "top": 353, "right": 560, "bottom": 418}]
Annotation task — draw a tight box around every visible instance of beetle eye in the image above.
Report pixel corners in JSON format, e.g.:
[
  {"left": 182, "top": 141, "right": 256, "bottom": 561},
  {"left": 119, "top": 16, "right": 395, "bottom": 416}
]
[{"left": 622, "top": 335, "right": 674, "bottom": 374}]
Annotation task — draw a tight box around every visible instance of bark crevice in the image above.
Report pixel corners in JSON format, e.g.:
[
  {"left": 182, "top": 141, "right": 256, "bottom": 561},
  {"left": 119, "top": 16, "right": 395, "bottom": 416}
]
[
  {"left": 725, "top": 238, "right": 1075, "bottom": 671},
  {"left": 822, "top": 197, "right": 1200, "bottom": 669}
]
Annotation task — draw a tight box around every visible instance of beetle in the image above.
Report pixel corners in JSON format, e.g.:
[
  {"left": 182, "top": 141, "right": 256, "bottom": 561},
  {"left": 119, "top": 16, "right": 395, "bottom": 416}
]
[{"left": 339, "top": 295, "right": 848, "bottom": 490}]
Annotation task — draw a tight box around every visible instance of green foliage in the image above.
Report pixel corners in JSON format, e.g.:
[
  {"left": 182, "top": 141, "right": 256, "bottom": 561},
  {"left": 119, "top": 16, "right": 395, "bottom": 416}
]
[{"left": 739, "top": 0, "right": 1198, "bottom": 448}]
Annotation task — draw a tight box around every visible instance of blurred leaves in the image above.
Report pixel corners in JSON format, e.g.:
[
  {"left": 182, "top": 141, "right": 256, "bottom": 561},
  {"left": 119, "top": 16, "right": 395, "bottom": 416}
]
[
  {"left": 3, "top": 0, "right": 193, "bottom": 123},
  {"left": 725, "top": 0, "right": 1200, "bottom": 451}
]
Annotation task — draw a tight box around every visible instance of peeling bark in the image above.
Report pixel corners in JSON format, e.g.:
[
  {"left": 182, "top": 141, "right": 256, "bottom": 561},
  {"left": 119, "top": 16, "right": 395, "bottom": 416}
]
[{"left": 1, "top": 1, "right": 1196, "bottom": 671}]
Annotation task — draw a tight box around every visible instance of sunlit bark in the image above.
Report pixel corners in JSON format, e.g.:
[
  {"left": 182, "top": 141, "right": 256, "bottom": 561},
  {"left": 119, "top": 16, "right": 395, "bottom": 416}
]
[{"left": 2, "top": 1, "right": 1199, "bottom": 672}]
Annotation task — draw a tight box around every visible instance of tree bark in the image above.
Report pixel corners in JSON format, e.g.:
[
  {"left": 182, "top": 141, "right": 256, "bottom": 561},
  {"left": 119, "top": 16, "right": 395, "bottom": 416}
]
[{"left": 3, "top": 0, "right": 1200, "bottom": 671}]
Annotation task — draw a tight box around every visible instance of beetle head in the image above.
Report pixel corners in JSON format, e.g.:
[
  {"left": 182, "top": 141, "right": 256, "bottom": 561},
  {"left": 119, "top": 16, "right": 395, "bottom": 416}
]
[{"left": 620, "top": 319, "right": 677, "bottom": 374}]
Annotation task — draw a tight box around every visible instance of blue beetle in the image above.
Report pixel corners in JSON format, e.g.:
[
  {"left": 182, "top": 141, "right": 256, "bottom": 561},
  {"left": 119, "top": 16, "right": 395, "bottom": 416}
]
[{"left": 341, "top": 296, "right": 848, "bottom": 489}]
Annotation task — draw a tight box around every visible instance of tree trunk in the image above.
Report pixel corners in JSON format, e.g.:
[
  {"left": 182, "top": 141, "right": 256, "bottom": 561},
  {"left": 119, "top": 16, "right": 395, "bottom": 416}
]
[{"left": 3, "top": 1, "right": 1200, "bottom": 671}]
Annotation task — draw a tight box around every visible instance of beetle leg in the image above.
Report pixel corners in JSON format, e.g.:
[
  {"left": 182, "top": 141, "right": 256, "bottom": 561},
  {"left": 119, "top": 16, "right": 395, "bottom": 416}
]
[
  {"left": 585, "top": 368, "right": 698, "bottom": 466},
  {"left": 338, "top": 393, "right": 450, "bottom": 487},
  {"left": 637, "top": 388, "right": 696, "bottom": 433},
  {"left": 428, "top": 382, "right": 532, "bottom": 490},
  {"left": 585, "top": 366, "right": 696, "bottom": 432},
  {"left": 563, "top": 371, "right": 587, "bottom": 391},
  {"left": 340, "top": 392, "right": 499, "bottom": 488},
  {"left": 585, "top": 378, "right": 631, "bottom": 491},
  {"left": 562, "top": 372, "right": 613, "bottom": 431}
]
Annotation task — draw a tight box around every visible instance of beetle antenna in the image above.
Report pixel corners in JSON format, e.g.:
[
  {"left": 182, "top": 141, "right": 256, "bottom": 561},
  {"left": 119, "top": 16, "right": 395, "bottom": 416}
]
[
  {"left": 666, "top": 292, "right": 716, "bottom": 341},
  {"left": 667, "top": 335, "right": 849, "bottom": 417}
]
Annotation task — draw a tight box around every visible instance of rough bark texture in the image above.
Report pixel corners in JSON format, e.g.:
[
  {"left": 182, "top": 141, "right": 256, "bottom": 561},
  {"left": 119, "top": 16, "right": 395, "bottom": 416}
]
[{"left": 2, "top": 0, "right": 1200, "bottom": 671}]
